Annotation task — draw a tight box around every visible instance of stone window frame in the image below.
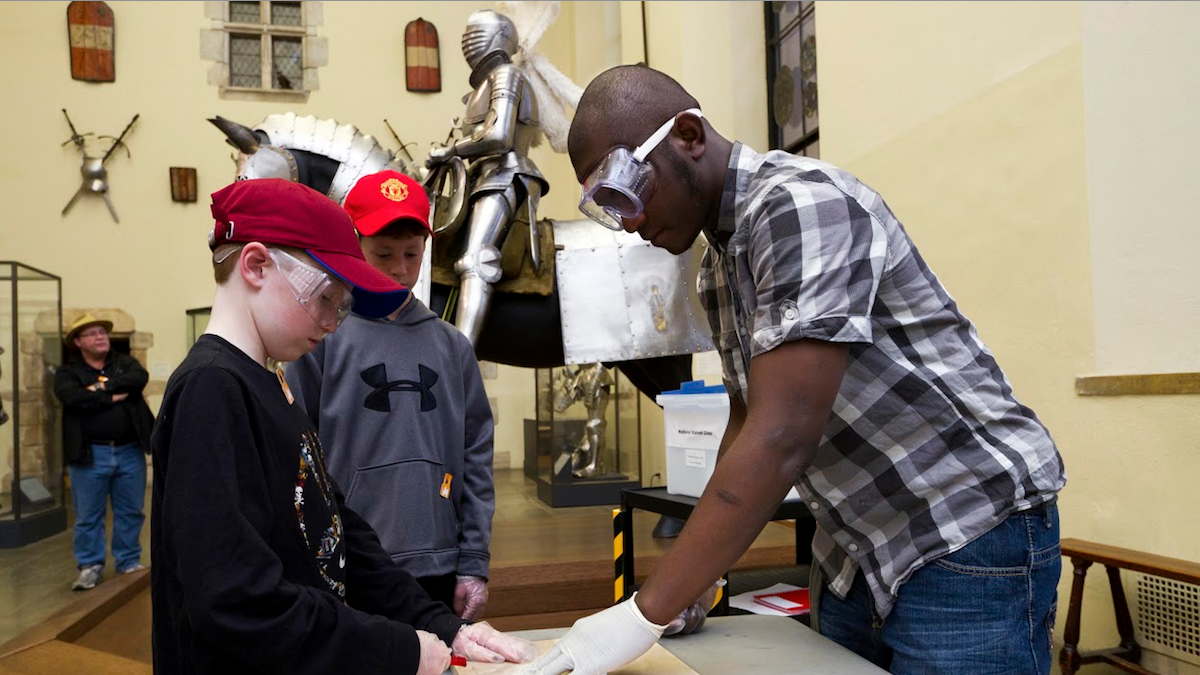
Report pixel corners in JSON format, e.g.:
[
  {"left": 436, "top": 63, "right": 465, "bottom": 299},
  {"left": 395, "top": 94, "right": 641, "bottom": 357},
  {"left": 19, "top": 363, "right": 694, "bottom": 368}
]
[{"left": 201, "top": 1, "right": 327, "bottom": 103}]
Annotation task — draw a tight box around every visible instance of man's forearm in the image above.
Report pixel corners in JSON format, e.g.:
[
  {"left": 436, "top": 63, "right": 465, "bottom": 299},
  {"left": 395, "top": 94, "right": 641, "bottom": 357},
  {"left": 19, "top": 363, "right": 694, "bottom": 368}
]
[
  {"left": 635, "top": 339, "right": 847, "bottom": 626},
  {"left": 635, "top": 433, "right": 811, "bottom": 625}
]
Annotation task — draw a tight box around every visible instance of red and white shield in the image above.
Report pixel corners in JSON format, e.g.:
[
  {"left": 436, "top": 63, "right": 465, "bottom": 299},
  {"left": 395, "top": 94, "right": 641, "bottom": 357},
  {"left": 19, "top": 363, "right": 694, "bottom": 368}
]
[
  {"left": 405, "top": 18, "right": 441, "bottom": 93},
  {"left": 67, "top": 1, "right": 115, "bottom": 82}
]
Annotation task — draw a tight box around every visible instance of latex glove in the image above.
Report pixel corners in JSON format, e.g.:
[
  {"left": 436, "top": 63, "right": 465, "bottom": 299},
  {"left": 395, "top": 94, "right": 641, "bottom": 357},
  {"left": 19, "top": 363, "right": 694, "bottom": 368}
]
[
  {"left": 453, "top": 575, "right": 489, "bottom": 620},
  {"left": 662, "top": 582, "right": 721, "bottom": 637},
  {"left": 415, "top": 630, "right": 451, "bottom": 675},
  {"left": 452, "top": 621, "right": 539, "bottom": 664},
  {"left": 520, "top": 593, "right": 667, "bottom": 675},
  {"left": 425, "top": 144, "right": 451, "bottom": 168}
]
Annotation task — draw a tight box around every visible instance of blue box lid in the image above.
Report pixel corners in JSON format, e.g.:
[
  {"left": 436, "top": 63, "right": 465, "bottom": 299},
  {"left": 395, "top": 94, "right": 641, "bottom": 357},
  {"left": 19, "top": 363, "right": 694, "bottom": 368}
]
[{"left": 660, "top": 380, "right": 726, "bottom": 395}]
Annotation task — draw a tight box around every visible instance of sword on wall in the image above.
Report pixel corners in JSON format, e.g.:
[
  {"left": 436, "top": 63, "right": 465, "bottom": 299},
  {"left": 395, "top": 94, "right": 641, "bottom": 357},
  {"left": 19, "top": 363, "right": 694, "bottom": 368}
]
[{"left": 61, "top": 110, "right": 139, "bottom": 223}]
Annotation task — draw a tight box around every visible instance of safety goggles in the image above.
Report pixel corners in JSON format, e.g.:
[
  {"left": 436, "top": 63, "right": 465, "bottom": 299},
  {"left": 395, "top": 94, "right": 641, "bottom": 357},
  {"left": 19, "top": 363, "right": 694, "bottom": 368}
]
[
  {"left": 578, "top": 108, "right": 704, "bottom": 230},
  {"left": 267, "top": 248, "right": 354, "bottom": 328}
]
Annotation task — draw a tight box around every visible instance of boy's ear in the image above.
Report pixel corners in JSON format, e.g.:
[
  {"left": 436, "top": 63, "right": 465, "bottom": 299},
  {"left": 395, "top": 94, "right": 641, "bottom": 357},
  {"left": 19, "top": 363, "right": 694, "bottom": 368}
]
[{"left": 239, "top": 243, "right": 271, "bottom": 289}]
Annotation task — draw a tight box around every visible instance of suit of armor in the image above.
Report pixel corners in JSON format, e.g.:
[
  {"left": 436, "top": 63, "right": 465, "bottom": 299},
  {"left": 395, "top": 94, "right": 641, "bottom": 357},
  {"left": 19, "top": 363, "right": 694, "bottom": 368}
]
[
  {"left": 427, "top": 10, "right": 549, "bottom": 346},
  {"left": 553, "top": 363, "right": 613, "bottom": 479}
]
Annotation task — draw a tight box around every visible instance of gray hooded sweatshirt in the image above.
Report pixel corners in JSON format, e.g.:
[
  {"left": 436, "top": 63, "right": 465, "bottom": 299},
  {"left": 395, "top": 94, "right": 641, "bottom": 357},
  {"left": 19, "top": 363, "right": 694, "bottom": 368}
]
[{"left": 285, "top": 298, "right": 495, "bottom": 580}]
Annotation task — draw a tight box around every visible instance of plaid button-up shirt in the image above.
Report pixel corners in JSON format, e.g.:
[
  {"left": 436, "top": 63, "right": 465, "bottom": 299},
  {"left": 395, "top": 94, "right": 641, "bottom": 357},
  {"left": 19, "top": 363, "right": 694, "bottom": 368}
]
[{"left": 698, "top": 143, "right": 1066, "bottom": 619}]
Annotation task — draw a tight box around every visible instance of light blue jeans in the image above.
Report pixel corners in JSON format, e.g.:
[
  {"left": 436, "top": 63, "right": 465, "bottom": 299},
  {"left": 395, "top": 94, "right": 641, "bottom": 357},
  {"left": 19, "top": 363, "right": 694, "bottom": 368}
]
[
  {"left": 67, "top": 442, "right": 147, "bottom": 571},
  {"left": 818, "top": 504, "right": 1060, "bottom": 675}
]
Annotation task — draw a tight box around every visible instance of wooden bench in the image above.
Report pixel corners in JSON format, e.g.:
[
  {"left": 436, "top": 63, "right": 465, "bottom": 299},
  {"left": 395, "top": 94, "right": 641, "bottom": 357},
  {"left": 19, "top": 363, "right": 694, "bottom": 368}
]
[{"left": 1060, "top": 538, "right": 1200, "bottom": 675}]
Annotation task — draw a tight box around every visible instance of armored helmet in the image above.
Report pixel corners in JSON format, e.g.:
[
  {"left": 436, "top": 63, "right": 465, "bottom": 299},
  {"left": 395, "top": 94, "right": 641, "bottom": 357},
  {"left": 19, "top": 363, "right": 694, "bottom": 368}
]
[{"left": 461, "top": 9, "right": 519, "bottom": 69}]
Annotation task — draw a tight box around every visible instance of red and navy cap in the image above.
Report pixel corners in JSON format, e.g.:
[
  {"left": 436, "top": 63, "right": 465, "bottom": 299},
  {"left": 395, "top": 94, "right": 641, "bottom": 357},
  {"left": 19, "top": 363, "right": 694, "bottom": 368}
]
[{"left": 209, "top": 178, "right": 408, "bottom": 318}]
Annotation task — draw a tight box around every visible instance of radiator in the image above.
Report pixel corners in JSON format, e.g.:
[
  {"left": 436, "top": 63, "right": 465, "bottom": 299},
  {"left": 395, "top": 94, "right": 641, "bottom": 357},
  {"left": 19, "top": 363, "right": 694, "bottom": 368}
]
[{"left": 1131, "top": 572, "right": 1200, "bottom": 671}]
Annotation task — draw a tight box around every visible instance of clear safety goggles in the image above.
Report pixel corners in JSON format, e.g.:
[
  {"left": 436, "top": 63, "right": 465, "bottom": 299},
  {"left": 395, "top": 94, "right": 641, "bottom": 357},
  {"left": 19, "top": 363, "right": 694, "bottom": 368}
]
[
  {"left": 578, "top": 108, "right": 704, "bottom": 230},
  {"left": 267, "top": 248, "right": 354, "bottom": 328}
]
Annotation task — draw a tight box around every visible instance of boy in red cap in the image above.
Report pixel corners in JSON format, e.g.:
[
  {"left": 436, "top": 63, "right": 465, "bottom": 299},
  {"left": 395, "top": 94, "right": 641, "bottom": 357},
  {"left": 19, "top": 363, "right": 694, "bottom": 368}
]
[
  {"left": 150, "top": 178, "right": 534, "bottom": 675},
  {"left": 286, "top": 170, "right": 496, "bottom": 621}
]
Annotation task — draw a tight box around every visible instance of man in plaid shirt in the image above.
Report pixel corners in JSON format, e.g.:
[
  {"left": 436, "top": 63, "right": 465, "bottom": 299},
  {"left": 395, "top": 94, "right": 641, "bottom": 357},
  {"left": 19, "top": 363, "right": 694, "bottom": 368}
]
[{"left": 524, "top": 66, "right": 1066, "bottom": 675}]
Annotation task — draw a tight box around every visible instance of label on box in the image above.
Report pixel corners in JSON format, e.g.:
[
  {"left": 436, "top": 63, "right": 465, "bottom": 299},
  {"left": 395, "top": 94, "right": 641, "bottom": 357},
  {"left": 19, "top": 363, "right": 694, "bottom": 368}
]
[
  {"left": 684, "top": 449, "right": 708, "bottom": 469},
  {"left": 664, "top": 405, "right": 728, "bottom": 450}
]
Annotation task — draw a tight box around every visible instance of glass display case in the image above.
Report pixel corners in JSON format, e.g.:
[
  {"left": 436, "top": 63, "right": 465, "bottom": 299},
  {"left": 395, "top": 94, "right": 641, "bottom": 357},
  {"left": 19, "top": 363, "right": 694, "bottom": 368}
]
[
  {"left": 526, "top": 363, "right": 640, "bottom": 507},
  {"left": 186, "top": 307, "right": 212, "bottom": 349},
  {"left": 0, "top": 262, "right": 66, "bottom": 548}
]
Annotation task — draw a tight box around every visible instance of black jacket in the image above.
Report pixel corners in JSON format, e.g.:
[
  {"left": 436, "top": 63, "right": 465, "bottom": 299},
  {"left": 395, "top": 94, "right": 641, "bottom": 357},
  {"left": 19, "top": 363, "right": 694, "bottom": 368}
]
[
  {"left": 53, "top": 351, "right": 155, "bottom": 464},
  {"left": 151, "top": 335, "right": 464, "bottom": 675}
]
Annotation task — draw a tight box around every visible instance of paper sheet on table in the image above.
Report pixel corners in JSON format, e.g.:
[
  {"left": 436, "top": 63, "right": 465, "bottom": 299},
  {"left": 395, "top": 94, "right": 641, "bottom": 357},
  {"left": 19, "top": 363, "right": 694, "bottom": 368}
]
[
  {"left": 729, "top": 582, "right": 805, "bottom": 616},
  {"left": 457, "top": 640, "right": 697, "bottom": 674}
]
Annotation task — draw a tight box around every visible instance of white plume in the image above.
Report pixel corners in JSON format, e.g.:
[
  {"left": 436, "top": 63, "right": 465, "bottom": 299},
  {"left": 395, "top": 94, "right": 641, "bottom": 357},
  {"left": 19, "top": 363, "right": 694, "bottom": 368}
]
[{"left": 496, "top": 1, "right": 582, "bottom": 153}]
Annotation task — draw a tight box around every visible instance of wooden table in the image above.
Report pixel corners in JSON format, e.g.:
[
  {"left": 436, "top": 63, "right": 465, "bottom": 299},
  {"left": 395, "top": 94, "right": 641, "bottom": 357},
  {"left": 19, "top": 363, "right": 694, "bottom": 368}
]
[{"left": 514, "top": 615, "right": 888, "bottom": 675}]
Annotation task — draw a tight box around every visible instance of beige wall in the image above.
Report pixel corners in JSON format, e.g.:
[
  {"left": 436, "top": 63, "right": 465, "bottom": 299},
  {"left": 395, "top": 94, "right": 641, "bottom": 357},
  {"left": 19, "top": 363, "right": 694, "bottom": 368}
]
[
  {"left": 0, "top": 0, "right": 585, "bottom": 470},
  {"left": 0, "top": 0, "right": 755, "bottom": 480},
  {"left": 0, "top": 0, "right": 751, "bottom": 479},
  {"left": 819, "top": 1, "right": 1200, "bottom": 670},
  {"left": 1083, "top": 1, "right": 1200, "bottom": 375}
]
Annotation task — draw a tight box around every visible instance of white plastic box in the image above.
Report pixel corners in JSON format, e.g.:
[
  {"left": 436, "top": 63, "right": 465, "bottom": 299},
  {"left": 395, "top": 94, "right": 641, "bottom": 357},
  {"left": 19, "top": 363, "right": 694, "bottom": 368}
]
[
  {"left": 657, "top": 381, "right": 805, "bottom": 502},
  {"left": 657, "top": 381, "right": 730, "bottom": 498}
]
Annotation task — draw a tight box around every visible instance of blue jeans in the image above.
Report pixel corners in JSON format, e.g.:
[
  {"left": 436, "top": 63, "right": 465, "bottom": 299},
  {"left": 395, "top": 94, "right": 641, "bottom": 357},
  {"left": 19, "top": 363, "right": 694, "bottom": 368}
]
[
  {"left": 818, "top": 504, "right": 1060, "bottom": 675},
  {"left": 67, "top": 442, "right": 147, "bottom": 570}
]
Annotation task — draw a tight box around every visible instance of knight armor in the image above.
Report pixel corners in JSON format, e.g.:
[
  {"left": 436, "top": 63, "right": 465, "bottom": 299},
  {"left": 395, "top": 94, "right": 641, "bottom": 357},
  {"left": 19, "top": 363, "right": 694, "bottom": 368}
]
[{"left": 428, "top": 9, "right": 549, "bottom": 345}]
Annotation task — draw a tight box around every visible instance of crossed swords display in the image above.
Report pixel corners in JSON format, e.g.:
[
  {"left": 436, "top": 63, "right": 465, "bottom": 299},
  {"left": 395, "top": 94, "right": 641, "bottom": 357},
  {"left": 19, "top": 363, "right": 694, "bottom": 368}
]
[{"left": 61, "top": 109, "right": 139, "bottom": 223}]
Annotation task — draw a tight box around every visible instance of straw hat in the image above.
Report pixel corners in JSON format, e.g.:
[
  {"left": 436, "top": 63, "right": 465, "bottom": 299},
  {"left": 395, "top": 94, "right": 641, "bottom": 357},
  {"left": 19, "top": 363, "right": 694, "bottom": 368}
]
[{"left": 65, "top": 313, "right": 114, "bottom": 344}]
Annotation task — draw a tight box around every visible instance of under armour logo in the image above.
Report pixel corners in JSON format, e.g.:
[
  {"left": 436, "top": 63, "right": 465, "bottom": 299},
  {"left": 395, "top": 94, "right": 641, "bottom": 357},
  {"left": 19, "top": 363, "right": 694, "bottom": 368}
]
[{"left": 361, "top": 363, "right": 438, "bottom": 412}]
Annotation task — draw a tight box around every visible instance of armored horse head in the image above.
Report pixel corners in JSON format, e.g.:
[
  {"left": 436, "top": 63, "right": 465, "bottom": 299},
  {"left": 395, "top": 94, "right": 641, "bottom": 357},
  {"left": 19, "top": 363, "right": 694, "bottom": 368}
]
[{"left": 210, "top": 113, "right": 402, "bottom": 207}]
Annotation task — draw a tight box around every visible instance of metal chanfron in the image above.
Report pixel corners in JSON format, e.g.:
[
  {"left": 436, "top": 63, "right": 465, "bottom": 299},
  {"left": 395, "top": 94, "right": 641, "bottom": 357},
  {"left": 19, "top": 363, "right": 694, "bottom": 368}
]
[
  {"left": 253, "top": 112, "right": 398, "bottom": 205},
  {"left": 555, "top": 220, "right": 713, "bottom": 365}
]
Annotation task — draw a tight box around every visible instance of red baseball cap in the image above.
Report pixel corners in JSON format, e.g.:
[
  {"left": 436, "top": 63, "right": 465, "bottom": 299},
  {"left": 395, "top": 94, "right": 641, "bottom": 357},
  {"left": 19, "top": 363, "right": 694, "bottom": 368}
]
[
  {"left": 344, "top": 170, "right": 432, "bottom": 237},
  {"left": 209, "top": 178, "right": 408, "bottom": 318}
]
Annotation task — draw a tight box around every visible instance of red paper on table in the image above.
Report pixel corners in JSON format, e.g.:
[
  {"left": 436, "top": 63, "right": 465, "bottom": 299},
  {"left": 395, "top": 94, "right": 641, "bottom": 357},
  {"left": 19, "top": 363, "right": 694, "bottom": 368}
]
[{"left": 752, "top": 587, "right": 810, "bottom": 614}]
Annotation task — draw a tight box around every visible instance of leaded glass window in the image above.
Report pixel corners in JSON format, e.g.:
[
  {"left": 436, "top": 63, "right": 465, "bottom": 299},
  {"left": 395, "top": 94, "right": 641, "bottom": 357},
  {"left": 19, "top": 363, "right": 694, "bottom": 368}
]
[
  {"left": 229, "top": 1, "right": 260, "bottom": 24},
  {"left": 229, "top": 33, "right": 262, "bottom": 88},
  {"left": 224, "top": 1, "right": 306, "bottom": 92},
  {"left": 270, "top": 2, "right": 302, "bottom": 27},
  {"left": 766, "top": 1, "right": 819, "bottom": 157},
  {"left": 272, "top": 36, "right": 302, "bottom": 90}
]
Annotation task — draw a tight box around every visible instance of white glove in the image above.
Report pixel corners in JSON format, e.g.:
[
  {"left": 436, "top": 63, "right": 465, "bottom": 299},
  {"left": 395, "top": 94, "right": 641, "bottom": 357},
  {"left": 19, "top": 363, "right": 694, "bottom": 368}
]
[
  {"left": 415, "top": 629, "right": 451, "bottom": 675},
  {"left": 452, "top": 621, "right": 539, "bottom": 664},
  {"left": 520, "top": 593, "right": 667, "bottom": 675},
  {"left": 454, "top": 575, "right": 489, "bottom": 621},
  {"left": 662, "top": 582, "right": 721, "bottom": 637}
]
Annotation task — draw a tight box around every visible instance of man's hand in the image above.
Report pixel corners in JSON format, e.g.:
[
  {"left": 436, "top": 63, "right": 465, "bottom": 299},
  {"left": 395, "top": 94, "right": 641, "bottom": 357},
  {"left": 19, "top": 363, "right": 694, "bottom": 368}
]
[
  {"left": 452, "top": 621, "right": 538, "bottom": 664},
  {"left": 415, "top": 630, "right": 451, "bottom": 675},
  {"left": 520, "top": 594, "right": 666, "bottom": 675},
  {"left": 453, "top": 575, "right": 488, "bottom": 621},
  {"left": 112, "top": 392, "right": 128, "bottom": 402},
  {"left": 662, "top": 582, "right": 722, "bottom": 637}
]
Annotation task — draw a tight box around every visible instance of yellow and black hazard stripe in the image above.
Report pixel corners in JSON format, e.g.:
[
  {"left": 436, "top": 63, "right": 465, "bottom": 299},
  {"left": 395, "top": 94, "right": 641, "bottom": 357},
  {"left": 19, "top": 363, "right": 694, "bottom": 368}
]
[{"left": 613, "top": 508, "right": 625, "bottom": 604}]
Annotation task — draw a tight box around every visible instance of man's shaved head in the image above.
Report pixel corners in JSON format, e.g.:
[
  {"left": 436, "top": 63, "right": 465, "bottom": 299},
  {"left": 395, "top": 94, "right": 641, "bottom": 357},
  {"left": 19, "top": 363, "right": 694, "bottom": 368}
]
[
  {"left": 568, "top": 65, "right": 700, "bottom": 172},
  {"left": 567, "top": 64, "right": 732, "bottom": 255}
]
